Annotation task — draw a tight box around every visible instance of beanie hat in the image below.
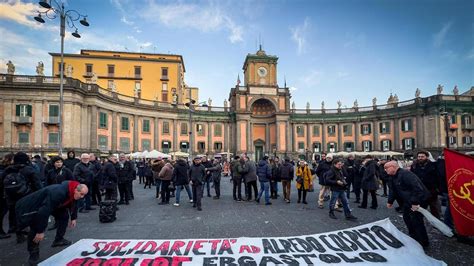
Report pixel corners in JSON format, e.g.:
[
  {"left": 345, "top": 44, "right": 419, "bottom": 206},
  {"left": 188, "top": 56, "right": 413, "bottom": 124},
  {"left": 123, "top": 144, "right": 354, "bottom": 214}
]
[
  {"left": 51, "top": 156, "right": 64, "bottom": 164},
  {"left": 14, "top": 152, "right": 30, "bottom": 165}
]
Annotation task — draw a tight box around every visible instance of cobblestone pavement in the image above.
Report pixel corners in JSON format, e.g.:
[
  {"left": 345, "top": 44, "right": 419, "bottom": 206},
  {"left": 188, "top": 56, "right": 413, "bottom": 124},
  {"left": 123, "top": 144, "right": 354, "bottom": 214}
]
[{"left": 0, "top": 178, "right": 472, "bottom": 265}]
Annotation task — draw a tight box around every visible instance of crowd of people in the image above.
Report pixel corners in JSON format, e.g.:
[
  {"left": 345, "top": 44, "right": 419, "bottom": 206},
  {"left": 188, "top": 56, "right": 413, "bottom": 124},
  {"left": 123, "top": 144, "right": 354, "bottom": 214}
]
[{"left": 0, "top": 148, "right": 460, "bottom": 264}]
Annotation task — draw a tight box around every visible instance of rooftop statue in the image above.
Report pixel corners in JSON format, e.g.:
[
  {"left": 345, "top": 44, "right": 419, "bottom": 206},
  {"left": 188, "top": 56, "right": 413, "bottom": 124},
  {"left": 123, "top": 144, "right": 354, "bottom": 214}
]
[
  {"left": 36, "top": 61, "right": 44, "bottom": 76},
  {"left": 6, "top": 60, "right": 15, "bottom": 74}
]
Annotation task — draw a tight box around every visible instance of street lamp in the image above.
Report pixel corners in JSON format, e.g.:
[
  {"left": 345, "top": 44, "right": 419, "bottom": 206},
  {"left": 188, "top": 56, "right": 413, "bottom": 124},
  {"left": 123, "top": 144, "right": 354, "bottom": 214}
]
[
  {"left": 34, "top": 0, "right": 89, "bottom": 157},
  {"left": 184, "top": 93, "right": 207, "bottom": 159}
]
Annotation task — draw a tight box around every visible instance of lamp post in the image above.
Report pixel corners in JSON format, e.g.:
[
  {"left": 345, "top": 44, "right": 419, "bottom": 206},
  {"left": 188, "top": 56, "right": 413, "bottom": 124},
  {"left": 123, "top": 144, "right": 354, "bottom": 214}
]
[
  {"left": 440, "top": 102, "right": 450, "bottom": 149},
  {"left": 34, "top": 0, "right": 89, "bottom": 156},
  {"left": 184, "top": 89, "right": 207, "bottom": 159}
]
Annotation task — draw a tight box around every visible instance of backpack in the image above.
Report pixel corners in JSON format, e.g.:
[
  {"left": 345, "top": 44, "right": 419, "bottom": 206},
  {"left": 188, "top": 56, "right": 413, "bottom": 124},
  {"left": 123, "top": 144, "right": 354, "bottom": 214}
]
[
  {"left": 99, "top": 200, "right": 117, "bottom": 223},
  {"left": 3, "top": 171, "right": 29, "bottom": 198}
]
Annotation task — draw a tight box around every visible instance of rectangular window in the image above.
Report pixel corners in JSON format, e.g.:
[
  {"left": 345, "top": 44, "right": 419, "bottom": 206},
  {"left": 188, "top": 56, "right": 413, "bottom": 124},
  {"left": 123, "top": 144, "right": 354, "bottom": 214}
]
[
  {"left": 162, "top": 83, "right": 168, "bottom": 102},
  {"left": 85, "top": 64, "right": 93, "bottom": 75},
  {"left": 463, "top": 136, "right": 472, "bottom": 145},
  {"left": 107, "top": 80, "right": 114, "bottom": 89},
  {"left": 214, "top": 124, "right": 222, "bottom": 137},
  {"left": 162, "top": 121, "right": 170, "bottom": 134},
  {"left": 180, "top": 141, "right": 189, "bottom": 152},
  {"left": 16, "top": 104, "right": 32, "bottom": 117},
  {"left": 121, "top": 117, "right": 129, "bottom": 131},
  {"left": 343, "top": 125, "right": 352, "bottom": 136},
  {"left": 296, "top": 126, "right": 304, "bottom": 137},
  {"left": 361, "top": 124, "right": 371, "bottom": 135},
  {"left": 403, "top": 138, "right": 415, "bottom": 150},
  {"left": 362, "top": 141, "right": 372, "bottom": 152},
  {"left": 449, "top": 136, "right": 457, "bottom": 145},
  {"left": 381, "top": 140, "right": 391, "bottom": 151},
  {"left": 162, "top": 141, "right": 171, "bottom": 153},
  {"left": 379, "top": 122, "right": 391, "bottom": 134},
  {"left": 450, "top": 115, "right": 457, "bottom": 124},
  {"left": 18, "top": 132, "right": 29, "bottom": 143},
  {"left": 108, "top": 65, "right": 115, "bottom": 77},
  {"left": 197, "top": 141, "right": 206, "bottom": 152},
  {"left": 134, "top": 66, "right": 141, "bottom": 78},
  {"left": 343, "top": 142, "right": 354, "bottom": 152},
  {"left": 181, "top": 123, "right": 188, "bottom": 135},
  {"left": 48, "top": 132, "right": 59, "bottom": 144},
  {"left": 142, "top": 139, "right": 151, "bottom": 151},
  {"left": 214, "top": 142, "right": 222, "bottom": 152},
  {"left": 120, "top": 137, "right": 130, "bottom": 151},
  {"left": 49, "top": 105, "right": 59, "bottom": 117},
  {"left": 327, "top": 125, "right": 336, "bottom": 136},
  {"left": 461, "top": 115, "right": 471, "bottom": 126},
  {"left": 99, "top": 112, "right": 108, "bottom": 128},
  {"left": 98, "top": 135, "right": 108, "bottom": 148},
  {"left": 298, "top": 142, "right": 305, "bottom": 150},
  {"left": 142, "top": 119, "right": 150, "bottom": 133},
  {"left": 161, "top": 68, "right": 168, "bottom": 79},
  {"left": 313, "top": 143, "right": 321, "bottom": 152},
  {"left": 401, "top": 119, "right": 413, "bottom": 132},
  {"left": 328, "top": 142, "right": 337, "bottom": 152},
  {"left": 196, "top": 124, "right": 204, "bottom": 136},
  {"left": 312, "top": 125, "right": 320, "bottom": 137}
]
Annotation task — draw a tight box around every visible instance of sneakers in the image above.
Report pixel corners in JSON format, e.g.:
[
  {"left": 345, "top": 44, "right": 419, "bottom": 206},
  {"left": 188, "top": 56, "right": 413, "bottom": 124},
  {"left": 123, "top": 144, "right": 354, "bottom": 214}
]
[
  {"left": 173, "top": 203, "right": 180, "bottom": 207},
  {"left": 345, "top": 214, "right": 358, "bottom": 220},
  {"left": 329, "top": 212, "right": 337, "bottom": 219},
  {"left": 189, "top": 199, "right": 194, "bottom": 203},
  {"left": 51, "top": 238, "right": 72, "bottom": 247}
]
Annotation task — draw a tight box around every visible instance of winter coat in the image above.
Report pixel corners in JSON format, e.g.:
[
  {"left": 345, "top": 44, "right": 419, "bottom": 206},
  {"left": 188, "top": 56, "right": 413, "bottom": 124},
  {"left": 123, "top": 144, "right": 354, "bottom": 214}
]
[
  {"left": 343, "top": 159, "right": 357, "bottom": 183},
  {"left": 32, "top": 159, "right": 46, "bottom": 186},
  {"left": 361, "top": 160, "right": 379, "bottom": 191},
  {"left": 206, "top": 162, "right": 222, "bottom": 183},
  {"left": 63, "top": 151, "right": 80, "bottom": 172},
  {"left": 256, "top": 160, "right": 272, "bottom": 182},
  {"left": 1, "top": 163, "right": 43, "bottom": 202},
  {"left": 73, "top": 162, "right": 93, "bottom": 184},
  {"left": 46, "top": 166, "right": 74, "bottom": 185},
  {"left": 271, "top": 163, "right": 281, "bottom": 182},
  {"left": 296, "top": 165, "right": 313, "bottom": 190},
  {"left": 316, "top": 160, "right": 332, "bottom": 185},
  {"left": 279, "top": 162, "right": 294, "bottom": 181},
  {"left": 101, "top": 161, "right": 118, "bottom": 189},
  {"left": 151, "top": 160, "right": 165, "bottom": 180},
  {"left": 189, "top": 163, "right": 206, "bottom": 185},
  {"left": 388, "top": 168, "right": 430, "bottom": 208},
  {"left": 117, "top": 160, "right": 134, "bottom": 184},
  {"left": 436, "top": 159, "right": 447, "bottom": 194},
  {"left": 243, "top": 160, "right": 258, "bottom": 183},
  {"left": 159, "top": 163, "right": 174, "bottom": 181},
  {"left": 172, "top": 159, "right": 189, "bottom": 186},
  {"left": 410, "top": 160, "right": 440, "bottom": 192},
  {"left": 202, "top": 160, "right": 213, "bottom": 181},
  {"left": 15, "top": 181, "right": 78, "bottom": 234},
  {"left": 325, "top": 166, "right": 347, "bottom": 191},
  {"left": 231, "top": 160, "right": 242, "bottom": 179},
  {"left": 89, "top": 160, "right": 102, "bottom": 183}
]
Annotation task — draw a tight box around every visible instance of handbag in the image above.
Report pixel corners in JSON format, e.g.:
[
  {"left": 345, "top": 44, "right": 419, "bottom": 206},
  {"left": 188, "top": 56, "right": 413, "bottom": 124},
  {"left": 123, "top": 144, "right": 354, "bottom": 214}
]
[{"left": 296, "top": 176, "right": 304, "bottom": 184}]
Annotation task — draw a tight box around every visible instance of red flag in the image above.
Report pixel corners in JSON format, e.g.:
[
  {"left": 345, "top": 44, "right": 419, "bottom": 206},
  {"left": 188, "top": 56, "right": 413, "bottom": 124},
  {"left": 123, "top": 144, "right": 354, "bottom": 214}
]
[{"left": 444, "top": 148, "right": 474, "bottom": 236}]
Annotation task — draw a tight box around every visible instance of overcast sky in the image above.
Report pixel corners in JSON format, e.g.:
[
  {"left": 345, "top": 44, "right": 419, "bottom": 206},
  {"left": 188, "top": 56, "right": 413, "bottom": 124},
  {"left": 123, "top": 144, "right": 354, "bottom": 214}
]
[{"left": 1, "top": 0, "right": 473, "bottom": 108}]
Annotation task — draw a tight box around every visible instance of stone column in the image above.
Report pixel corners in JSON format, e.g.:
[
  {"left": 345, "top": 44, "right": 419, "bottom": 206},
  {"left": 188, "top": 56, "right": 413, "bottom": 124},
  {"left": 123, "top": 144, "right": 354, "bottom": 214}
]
[
  {"left": 394, "top": 118, "right": 400, "bottom": 150},
  {"left": 33, "top": 100, "right": 43, "bottom": 147},
  {"left": 3, "top": 101, "right": 13, "bottom": 147},
  {"left": 173, "top": 119, "right": 178, "bottom": 152},
  {"left": 154, "top": 117, "right": 159, "bottom": 150},
  {"left": 133, "top": 115, "right": 139, "bottom": 152},
  {"left": 321, "top": 123, "right": 326, "bottom": 152},
  {"left": 207, "top": 121, "right": 212, "bottom": 153},
  {"left": 265, "top": 123, "right": 270, "bottom": 152},
  {"left": 224, "top": 122, "right": 229, "bottom": 152},
  {"left": 276, "top": 121, "right": 280, "bottom": 151},
  {"left": 337, "top": 123, "right": 342, "bottom": 151},
  {"left": 90, "top": 106, "right": 98, "bottom": 150},
  {"left": 111, "top": 111, "right": 117, "bottom": 152},
  {"left": 248, "top": 120, "right": 252, "bottom": 153},
  {"left": 373, "top": 121, "right": 379, "bottom": 151},
  {"left": 416, "top": 113, "right": 424, "bottom": 148},
  {"left": 289, "top": 122, "right": 294, "bottom": 152},
  {"left": 354, "top": 122, "right": 359, "bottom": 151},
  {"left": 306, "top": 123, "right": 311, "bottom": 152}
]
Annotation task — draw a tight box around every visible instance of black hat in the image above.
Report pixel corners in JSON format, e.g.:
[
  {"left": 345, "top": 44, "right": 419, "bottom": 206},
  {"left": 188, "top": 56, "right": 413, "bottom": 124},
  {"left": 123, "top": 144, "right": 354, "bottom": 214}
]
[
  {"left": 13, "top": 152, "right": 29, "bottom": 165},
  {"left": 51, "top": 156, "right": 63, "bottom": 164}
]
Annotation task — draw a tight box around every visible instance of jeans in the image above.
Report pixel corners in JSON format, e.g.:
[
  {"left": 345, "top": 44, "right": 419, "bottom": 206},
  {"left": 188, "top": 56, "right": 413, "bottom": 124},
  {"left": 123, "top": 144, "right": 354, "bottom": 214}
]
[
  {"left": 155, "top": 179, "right": 162, "bottom": 197},
  {"left": 329, "top": 190, "right": 351, "bottom": 216},
  {"left": 257, "top": 181, "right": 270, "bottom": 203},
  {"left": 175, "top": 184, "right": 192, "bottom": 204},
  {"left": 270, "top": 181, "right": 278, "bottom": 198},
  {"left": 204, "top": 177, "right": 211, "bottom": 196},
  {"left": 161, "top": 180, "right": 171, "bottom": 203}
]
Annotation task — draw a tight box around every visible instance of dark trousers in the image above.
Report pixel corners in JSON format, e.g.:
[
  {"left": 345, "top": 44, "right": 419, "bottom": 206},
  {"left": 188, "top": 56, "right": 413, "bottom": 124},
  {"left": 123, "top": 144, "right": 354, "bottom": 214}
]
[
  {"left": 118, "top": 183, "right": 130, "bottom": 203},
  {"left": 144, "top": 175, "right": 153, "bottom": 188},
  {"left": 426, "top": 191, "right": 441, "bottom": 219},
  {"left": 204, "top": 177, "right": 211, "bottom": 196},
  {"left": 298, "top": 188, "right": 307, "bottom": 202},
  {"left": 161, "top": 180, "right": 171, "bottom": 203},
  {"left": 232, "top": 177, "right": 242, "bottom": 200},
  {"left": 7, "top": 201, "right": 17, "bottom": 232},
  {"left": 51, "top": 208, "right": 69, "bottom": 241},
  {"left": 246, "top": 181, "right": 258, "bottom": 200},
  {"left": 127, "top": 180, "right": 134, "bottom": 200},
  {"left": 91, "top": 180, "right": 101, "bottom": 205},
  {"left": 0, "top": 198, "right": 8, "bottom": 234},
  {"left": 403, "top": 207, "right": 429, "bottom": 246},
  {"left": 361, "top": 189, "right": 377, "bottom": 208},
  {"left": 155, "top": 179, "right": 162, "bottom": 197},
  {"left": 270, "top": 180, "right": 278, "bottom": 198},
  {"left": 105, "top": 186, "right": 118, "bottom": 201},
  {"left": 192, "top": 184, "right": 203, "bottom": 208},
  {"left": 345, "top": 177, "right": 353, "bottom": 199},
  {"left": 214, "top": 178, "right": 221, "bottom": 197},
  {"left": 381, "top": 179, "right": 388, "bottom": 195}
]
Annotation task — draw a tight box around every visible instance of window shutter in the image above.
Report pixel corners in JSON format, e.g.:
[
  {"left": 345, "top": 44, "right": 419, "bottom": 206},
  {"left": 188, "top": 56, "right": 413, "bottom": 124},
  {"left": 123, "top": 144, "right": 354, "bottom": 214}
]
[
  {"left": 16, "top": 105, "right": 20, "bottom": 116},
  {"left": 386, "top": 123, "right": 391, "bottom": 133},
  {"left": 27, "top": 105, "right": 32, "bottom": 117},
  {"left": 408, "top": 119, "right": 413, "bottom": 131}
]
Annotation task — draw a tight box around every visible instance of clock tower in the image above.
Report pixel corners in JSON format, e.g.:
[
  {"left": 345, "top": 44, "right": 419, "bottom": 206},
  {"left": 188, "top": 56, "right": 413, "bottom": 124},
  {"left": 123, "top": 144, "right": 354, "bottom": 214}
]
[{"left": 243, "top": 45, "right": 278, "bottom": 87}]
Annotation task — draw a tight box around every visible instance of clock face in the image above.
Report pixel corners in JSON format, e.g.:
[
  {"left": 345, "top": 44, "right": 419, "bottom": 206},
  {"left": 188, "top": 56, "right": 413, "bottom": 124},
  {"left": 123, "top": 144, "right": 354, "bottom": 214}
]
[{"left": 258, "top": 67, "right": 268, "bottom": 77}]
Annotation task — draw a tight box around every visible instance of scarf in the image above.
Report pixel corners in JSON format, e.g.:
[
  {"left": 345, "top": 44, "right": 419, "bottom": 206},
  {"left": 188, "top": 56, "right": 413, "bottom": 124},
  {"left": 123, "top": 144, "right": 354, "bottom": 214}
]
[{"left": 61, "top": 181, "right": 80, "bottom": 208}]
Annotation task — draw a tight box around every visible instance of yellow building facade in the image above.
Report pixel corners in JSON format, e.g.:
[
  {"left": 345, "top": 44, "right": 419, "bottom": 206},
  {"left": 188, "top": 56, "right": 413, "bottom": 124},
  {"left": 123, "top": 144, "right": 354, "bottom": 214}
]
[{"left": 50, "top": 50, "right": 198, "bottom": 103}]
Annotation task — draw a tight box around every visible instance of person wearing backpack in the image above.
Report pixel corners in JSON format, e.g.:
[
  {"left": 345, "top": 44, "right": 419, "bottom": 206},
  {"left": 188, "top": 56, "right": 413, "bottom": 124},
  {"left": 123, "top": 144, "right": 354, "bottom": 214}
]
[
  {"left": 0, "top": 153, "right": 14, "bottom": 239},
  {"left": 1, "top": 152, "right": 43, "bottom": 243}
]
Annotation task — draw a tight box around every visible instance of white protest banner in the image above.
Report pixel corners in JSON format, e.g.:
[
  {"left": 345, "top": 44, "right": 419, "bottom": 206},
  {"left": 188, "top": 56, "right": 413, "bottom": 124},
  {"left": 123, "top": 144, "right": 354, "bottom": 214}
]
[{"left": 40, "top": 218, "right": 445, "bottom": 265}]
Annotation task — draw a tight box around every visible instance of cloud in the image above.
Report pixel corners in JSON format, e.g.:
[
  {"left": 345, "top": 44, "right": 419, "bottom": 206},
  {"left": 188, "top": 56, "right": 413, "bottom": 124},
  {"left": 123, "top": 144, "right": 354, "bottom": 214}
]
[
  {"left": 290, "top": 17, "right": 311, "bottom": 55},
  {"left": 299, "top": 70, "right": 323, "bottom": 87},
  {"left": 0, "top": 0, "right": 41, "bottom": 28},
  {"left": 433, "top": 21, "right": 453, "bottom": 48},
  {"left": 120, "top": 16, "right": 134, "bottom": 25},
  {"left": 140, "top": 1, "right": 244, "bottom": 43}
]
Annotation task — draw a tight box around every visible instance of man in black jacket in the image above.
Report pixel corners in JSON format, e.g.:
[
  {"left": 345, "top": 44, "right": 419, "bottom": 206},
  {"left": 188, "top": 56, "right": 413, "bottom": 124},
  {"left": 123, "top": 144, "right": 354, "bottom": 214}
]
[
  {"left": 230, "top": 156, "right": 243, "bottom": 201},
  {"left": 1, "top": 152, "right": 43, "bottom": 242},
  {"left": 172, "top": 158, "right": 192, "bottom": 206},
  {"left": 73, "top": 154, "right": 95, "bottom": 212},
  {"left": 343, "top": 154, "right": 357, "bottom": 199},
  {"left": 410, "top": 151, "right": 441, "bottom": 218},
  {"left": 316, "top": 154, "right": 333, "bottom": 208},
  {"left": 359, "top": 156, "right": 379, "bottom": 210},
  {"left": 63, "top": 150, "right": 80, "bottom": 172},
  {"left": 385, "top": 161, "right": 430, "bottom": 247},
  {"left": 325, "top": 159, "right": 357, "bottom": 220},
  {"left": 201, "top": 156, "right": 213, "bottom": 197},
  {"left": 117, "top": 154, "right": 134, "bottom": 205},
  {"left": 15, "top": 181, "right": 87, "bottom": 264},
  {"left": 102, "top": 155, "right": 119, "bottom": 201},
  {"left": 279, "top": 158, "right": 294, "bottom": 203},
  {"left": 89, "top": 153, "right": 102, "bottom": 206},
  {"left": 189, "top": 157, "right": 206, "bottom": 211}
]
